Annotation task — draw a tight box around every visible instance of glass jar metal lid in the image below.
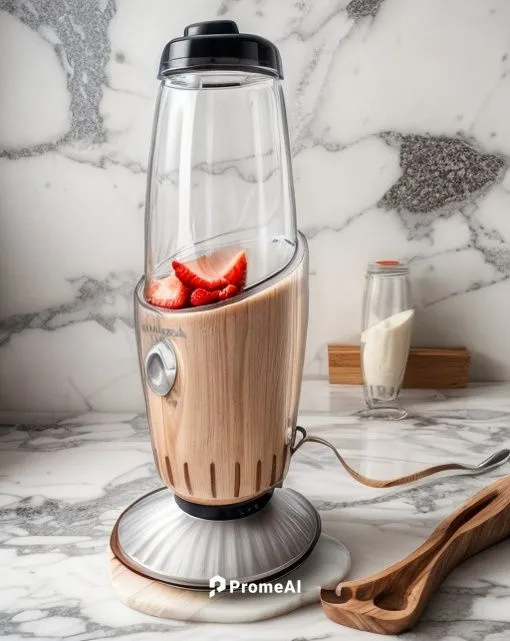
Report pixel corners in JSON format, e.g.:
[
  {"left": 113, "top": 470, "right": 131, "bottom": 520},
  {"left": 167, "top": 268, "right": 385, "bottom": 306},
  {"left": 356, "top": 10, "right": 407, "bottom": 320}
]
[{"left": 367, "top": 260, "right": 409, "bottom": 275}]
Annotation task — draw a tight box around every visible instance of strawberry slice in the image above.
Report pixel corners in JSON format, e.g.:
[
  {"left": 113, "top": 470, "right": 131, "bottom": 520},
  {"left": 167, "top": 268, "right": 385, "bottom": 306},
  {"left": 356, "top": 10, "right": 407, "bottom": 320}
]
[
  {"left": 218, "top": 284, "right": 238, "bottom": 300},
  {"left": 190, "top": 284, "right": 239, "bottom": 307},
  {"left": 146, "top": 275, "right": 189, "bottom": 309},
  {"left": 190, "top": 288, "right": 220, "bottom": 307},
  {"left": 172, "top": 259, "right": 228, "bottom": 291},
  {"left": 172, "top": 249, "right": 247, "bottom": 291},
  {"left": 221, "top": 251, "right": 247, "bottom": 288}
]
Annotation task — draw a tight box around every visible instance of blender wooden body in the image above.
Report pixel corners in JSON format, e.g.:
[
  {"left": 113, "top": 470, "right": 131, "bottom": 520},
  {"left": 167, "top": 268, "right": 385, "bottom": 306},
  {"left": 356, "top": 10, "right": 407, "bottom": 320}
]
[{"left": 135, "top": 238, "right": 308, "bottom": 505}]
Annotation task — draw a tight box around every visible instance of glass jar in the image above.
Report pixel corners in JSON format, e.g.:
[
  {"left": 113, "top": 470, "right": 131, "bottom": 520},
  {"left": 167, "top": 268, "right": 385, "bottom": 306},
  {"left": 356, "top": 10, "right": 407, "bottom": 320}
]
[
  {"left": 360, "top": 261, "right": 414, "bottom": 420},
  {"left": 144, "top": 69, "right": 297, "bottom": 294}
]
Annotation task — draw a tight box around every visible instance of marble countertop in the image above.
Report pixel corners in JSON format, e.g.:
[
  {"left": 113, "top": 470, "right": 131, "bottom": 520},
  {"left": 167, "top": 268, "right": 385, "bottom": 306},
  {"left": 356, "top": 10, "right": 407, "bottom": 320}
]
[{"left": 1, "top": 380, "right": 510, "bottom": 640}]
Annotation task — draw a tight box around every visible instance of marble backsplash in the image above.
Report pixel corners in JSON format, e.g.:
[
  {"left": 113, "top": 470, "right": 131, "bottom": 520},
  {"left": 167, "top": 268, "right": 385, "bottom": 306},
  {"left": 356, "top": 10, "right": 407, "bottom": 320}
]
[{"left": 1, "top": 0, "right": 510, "bottom": 412}]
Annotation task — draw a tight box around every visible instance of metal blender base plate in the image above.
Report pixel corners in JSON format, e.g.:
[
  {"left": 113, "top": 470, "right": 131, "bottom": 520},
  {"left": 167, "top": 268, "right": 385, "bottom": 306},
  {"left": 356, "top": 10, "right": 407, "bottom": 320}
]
[{"left": 110, "top": 487, "right": 321, "bottom": 590}]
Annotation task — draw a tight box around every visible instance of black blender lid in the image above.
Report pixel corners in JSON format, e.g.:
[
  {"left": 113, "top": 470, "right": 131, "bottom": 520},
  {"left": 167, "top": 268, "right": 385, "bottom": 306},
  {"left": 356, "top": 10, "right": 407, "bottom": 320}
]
[{"left": 158, "top": 20, "right": 283, "bottom": 79}]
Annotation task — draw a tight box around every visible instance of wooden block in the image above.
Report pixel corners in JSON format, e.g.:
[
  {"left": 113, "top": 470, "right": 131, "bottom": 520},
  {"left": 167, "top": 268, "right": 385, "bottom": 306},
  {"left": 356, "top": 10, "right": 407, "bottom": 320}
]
[{"left": 328, "top": 345, "right": 470, "bottom": 389}]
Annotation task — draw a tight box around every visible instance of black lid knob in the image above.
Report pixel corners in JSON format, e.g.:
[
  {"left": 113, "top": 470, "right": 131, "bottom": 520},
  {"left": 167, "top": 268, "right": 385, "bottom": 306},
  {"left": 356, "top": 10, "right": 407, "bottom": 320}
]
[
  {"left": 184, "top": 21, "right": 239, "bottom": 37},
  {"left": 158, "top": 20, "right": 283, "bottom": 79}
]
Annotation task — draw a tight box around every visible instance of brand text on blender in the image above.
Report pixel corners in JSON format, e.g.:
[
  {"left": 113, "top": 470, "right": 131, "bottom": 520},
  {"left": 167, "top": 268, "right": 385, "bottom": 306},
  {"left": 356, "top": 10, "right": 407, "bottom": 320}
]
[{"left": 209, "top": 575, "right": 301, "bottom": 598}]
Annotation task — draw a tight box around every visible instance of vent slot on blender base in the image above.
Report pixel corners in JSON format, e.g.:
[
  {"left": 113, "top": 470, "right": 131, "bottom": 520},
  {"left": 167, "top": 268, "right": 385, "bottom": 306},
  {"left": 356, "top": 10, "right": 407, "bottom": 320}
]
[
  {"left": 183, "top": 463, "right": 193, "bottom": 495},
  {"left": 256, "top": 460, "right": 262, "bottom": 492},
  {"left": 164, "top": 456, "right": 174, "bottom": 486},
  {"left": 234, "top": 462, "right": 241, "bottom": 497},
  {"left": 210, "top": 463, "right": 217, "bottom": 498}
]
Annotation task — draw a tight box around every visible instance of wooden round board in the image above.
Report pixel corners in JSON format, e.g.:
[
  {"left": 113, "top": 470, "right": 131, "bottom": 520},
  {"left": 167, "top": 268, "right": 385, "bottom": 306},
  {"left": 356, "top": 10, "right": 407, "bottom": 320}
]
[{"left": 109, "top": 534, "right": 350, "bottom": 623}]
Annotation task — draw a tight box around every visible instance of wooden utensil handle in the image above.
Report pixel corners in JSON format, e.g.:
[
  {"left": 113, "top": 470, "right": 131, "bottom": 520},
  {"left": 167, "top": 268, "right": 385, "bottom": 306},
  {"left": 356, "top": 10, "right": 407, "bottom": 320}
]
[
  {"left": 322, "top": 476, "right": 510, "bottom": 634},
  {"left": 344, "top": 476, "right": 510, "bottom": 599},
  {"left": 408, "top": 476, "right": 510, "bottom": 606}
]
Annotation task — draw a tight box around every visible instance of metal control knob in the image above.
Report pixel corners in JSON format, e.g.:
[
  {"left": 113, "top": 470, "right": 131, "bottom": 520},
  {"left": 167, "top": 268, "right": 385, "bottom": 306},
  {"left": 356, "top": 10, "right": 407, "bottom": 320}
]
[{"left": 144, "top": 340, "right": 177, "bottom": 397}]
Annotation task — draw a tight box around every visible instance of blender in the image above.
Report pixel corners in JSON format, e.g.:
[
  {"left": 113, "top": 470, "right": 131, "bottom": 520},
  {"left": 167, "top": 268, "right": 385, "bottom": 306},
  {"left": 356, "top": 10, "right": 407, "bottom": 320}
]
[
  {"left": 109, "top": 20, "right": 509, "bottom": 594},
  {"left": 110, "top": 20, "right": 320, "bottom": 589}
]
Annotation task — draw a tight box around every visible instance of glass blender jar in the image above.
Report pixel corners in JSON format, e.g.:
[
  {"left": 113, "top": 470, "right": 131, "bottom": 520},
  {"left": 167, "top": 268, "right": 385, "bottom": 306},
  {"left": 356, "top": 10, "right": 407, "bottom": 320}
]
[{"left": 145, "top": 20, "right": 297, "bottom": 294}]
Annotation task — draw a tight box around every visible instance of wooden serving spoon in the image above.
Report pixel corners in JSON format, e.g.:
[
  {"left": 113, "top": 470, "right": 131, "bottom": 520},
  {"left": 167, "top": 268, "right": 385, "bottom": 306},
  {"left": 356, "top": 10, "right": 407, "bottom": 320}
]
[{"left": 321, "top": 475, "right": 510, "bottom": 635}]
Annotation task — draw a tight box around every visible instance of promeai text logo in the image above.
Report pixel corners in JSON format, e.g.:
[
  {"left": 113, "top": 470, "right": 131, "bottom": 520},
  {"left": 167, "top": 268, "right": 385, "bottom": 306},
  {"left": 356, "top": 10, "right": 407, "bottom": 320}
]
[
  {"left": 209, "top": 575, "right": 301, "bottom": 598},
  {"left": 209, "top": 575, "right": 227, "bottom": 598}
]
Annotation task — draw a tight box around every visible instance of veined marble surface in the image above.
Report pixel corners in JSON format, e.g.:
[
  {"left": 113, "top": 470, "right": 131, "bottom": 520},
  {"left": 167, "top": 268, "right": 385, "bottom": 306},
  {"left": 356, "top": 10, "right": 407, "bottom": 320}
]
[
  {"left": 1, "top": 380, "right": 510, "bottom": 640},
  {"left": 1, "top": 1, "right": 510, "bottom": 412}
]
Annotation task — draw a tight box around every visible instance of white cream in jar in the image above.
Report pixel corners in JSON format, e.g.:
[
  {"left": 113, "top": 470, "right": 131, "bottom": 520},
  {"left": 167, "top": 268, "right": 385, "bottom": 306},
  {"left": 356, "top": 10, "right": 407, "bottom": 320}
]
[{"left": 361, "top": 309, "right": 415, "bottom": 389}]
